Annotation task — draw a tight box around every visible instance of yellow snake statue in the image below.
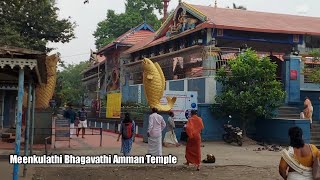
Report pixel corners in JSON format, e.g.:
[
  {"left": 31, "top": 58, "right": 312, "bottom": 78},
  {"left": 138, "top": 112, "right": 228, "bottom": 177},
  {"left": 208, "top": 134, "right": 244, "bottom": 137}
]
[
  {"left": 142, "top": 58, "right": 176, "bottom": 111},
  {"left": 23, "top": 54, "right": 59, "bottom": 109}
]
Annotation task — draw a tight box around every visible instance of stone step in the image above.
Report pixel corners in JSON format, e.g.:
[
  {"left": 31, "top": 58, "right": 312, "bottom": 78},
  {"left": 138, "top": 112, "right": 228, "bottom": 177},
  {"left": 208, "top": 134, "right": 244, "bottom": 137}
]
[
  {"left": 276, "top": 114, "right": 301, "bottom": 119},
  {"left": 1, "top": 133, "right": 11, "bottom": 139},
  {"left": 310, "top": 139, "right": 320, "bottom": 144},
  {"left": 278, "top": 106, "right": 300, "bottom": 110},
  {"left": 311, "top": 137, "right": 320, "bottom": 142},
  {"left": 312, "top": 124, "right": 320, "bottom": 128},
  {"left": 277, "top": 109, "right": 301, "bottom": 114},
  {"left": 311, "top": 132, "right": 320, "bottom": 136}
]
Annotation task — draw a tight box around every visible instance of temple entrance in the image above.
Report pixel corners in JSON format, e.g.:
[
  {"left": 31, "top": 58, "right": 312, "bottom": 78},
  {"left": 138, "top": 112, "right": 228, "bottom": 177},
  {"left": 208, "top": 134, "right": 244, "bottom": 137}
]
[
  {"left": 268, "top": 55, "right": 283, "bottom": 82},
  {"left": 3, "top": 91, "right": 17, "bottom": 128}
]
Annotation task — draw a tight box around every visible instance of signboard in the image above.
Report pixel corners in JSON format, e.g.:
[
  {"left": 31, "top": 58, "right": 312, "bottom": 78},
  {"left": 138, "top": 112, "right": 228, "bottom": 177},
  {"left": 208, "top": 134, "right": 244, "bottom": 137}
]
[
  {"left": 290, "top": 70, "right": 297, "bottom": 80},
  {"left": 106, "top": 93, "right": 121, "bottom": 118},
  {"left": 55, "top": 117, "right": 70, "bottom": 141},
  {"left": 160, "top": 91, "right": 198, "bottom": 121}
]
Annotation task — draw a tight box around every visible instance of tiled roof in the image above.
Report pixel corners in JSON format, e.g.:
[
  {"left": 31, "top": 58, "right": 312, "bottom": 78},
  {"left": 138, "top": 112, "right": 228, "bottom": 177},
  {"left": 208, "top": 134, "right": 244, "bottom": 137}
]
[
  {"left": 192, "top": 4, "right": 320, "bottom": 35},
  {"left": 123, "top": 34, "right": 155, "bottom": 54},
  {"left": 121, "top": 30, "right": 154, "bottom": 45},
  {"left": 125, "top": 3, "right": 320, "bottom": 55},
  {"left": 124, "top": 22, "right": 210, "bottom": 54},
  {"left": 97, "top": 23, "right": 154, "bottom": 54}
]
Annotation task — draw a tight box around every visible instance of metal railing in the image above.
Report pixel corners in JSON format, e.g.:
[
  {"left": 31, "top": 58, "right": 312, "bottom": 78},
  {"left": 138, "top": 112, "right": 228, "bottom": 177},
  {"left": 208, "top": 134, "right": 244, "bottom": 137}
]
[{"left": 31, "top": 127, "right": 103, "bottom": 155}]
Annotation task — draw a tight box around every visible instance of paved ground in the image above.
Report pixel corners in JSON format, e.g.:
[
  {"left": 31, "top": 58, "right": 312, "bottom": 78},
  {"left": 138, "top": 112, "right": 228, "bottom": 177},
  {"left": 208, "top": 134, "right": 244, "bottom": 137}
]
[{"left": 0, "top": 131, "right": 283, "bottom": 180}]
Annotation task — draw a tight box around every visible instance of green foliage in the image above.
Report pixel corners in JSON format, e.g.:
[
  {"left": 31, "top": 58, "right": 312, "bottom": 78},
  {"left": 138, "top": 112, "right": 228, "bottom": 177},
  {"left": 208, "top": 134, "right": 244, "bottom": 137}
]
[
  {"left": 302, "top": 49, "right": 320, "bottom": 83},
  {"left": 309, "top": 66, "right": 320, "bottom": 84},
  {"left": 55, "top": 61, "right": 89, "bottom": 107},
  {"left": 0, "top": 0, "right": 76, "bottom": 52},
  {"left": 232, "top": 3, "right": 247, "bottom": 10},
  {"left": 212, "top": 49, "right": 285, "bottom": 133},
  {"left": 309, "top": 48, "right": 320, "bottom": 58},
  {"left": 93, "top": 0, "right": 162, "bottom": 49}
]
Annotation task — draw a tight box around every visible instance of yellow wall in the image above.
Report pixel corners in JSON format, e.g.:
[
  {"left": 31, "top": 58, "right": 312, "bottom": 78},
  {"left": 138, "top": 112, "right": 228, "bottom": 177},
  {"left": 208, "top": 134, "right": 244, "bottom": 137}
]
[{"left": 106, "top": 93, "right": 121, "bottom": 118}]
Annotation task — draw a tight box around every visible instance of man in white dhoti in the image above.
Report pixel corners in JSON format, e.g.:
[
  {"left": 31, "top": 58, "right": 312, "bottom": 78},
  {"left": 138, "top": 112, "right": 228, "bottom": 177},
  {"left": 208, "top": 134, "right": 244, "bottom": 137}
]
[{"left": 147, "top": 108, "right": 166, "bottom": 156}]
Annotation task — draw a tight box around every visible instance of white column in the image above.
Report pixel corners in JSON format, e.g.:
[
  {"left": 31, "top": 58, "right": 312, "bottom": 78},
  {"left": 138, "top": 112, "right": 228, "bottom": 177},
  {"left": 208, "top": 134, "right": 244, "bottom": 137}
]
[
  {"left": 184, "top": 79, "right": 188, "bottom": 92},
  {"left": 135, "top": 125, "right": 139, "bottom": 134},
  {"left": 138, "top": 85, "right": 142, "bottom": 103},
  {"left": 205, "top": 77, "right": 216, "bottom": 104}
]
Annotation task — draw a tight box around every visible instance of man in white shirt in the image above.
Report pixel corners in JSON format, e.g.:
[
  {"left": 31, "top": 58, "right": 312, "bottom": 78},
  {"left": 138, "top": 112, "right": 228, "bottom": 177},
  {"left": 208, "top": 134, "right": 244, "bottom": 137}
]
[{"left": 147, "top": 108, "right": 166, "bottom": 155}]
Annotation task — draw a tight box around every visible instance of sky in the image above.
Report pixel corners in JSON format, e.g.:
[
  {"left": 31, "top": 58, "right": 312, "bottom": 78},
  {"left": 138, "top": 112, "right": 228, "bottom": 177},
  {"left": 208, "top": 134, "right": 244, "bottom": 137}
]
[{"left": 49, "top": 0, "right": 320, "bottom": 65}]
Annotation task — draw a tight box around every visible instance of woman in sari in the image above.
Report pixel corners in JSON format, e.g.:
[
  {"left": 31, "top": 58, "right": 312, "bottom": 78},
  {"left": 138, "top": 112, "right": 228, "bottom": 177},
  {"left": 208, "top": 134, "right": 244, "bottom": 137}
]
[
  {"left": 184, "top": 110, "right": 204, "bottom": 171},
  {"left": 163, "top": 111, "right": 180, "bottom": 147},
  {"left": 279, "top": 126, "right": 320, "bottom": 179}
]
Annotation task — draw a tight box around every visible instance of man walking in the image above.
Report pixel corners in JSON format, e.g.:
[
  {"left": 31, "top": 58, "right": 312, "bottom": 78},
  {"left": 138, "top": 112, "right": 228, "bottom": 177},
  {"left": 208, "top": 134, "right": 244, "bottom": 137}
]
[
  {"left": 63, "top": 103, "right": 76, "bottom": 138},
  {"left": 77, "top": 107, "right": 87, "bottom": 138},
  {"left": 147, "top": 108, "right": 166, "bottom": 155}
]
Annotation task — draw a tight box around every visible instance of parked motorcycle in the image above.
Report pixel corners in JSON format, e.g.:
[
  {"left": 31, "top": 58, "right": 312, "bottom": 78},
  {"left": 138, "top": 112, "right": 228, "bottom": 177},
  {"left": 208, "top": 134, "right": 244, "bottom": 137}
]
[{"left": 222, "top": 120, "right": 243, "bottom": 146}]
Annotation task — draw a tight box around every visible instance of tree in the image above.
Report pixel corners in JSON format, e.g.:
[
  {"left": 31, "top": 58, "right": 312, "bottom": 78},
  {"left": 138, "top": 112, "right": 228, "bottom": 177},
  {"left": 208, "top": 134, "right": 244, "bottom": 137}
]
[
  {"left": 93, "top": 0, "right": 163, "bottom": 49},
  {"left": 227, "top": 3, "right": 247, "bottom": 10},
  {"left": 307, "top": 49, "right": 320, "bottom": 83},
  {"left": 213, "top": 49, "right": 285, "bottom": 136},
  {"left": 55, "top": 61, "right": 89, "bottom": 107},
  {"left": 0, "top": 0, "right": 76, "bottom": 52},
  {"left": 233, "top": 3, "right": 247, "bottom": 10}
]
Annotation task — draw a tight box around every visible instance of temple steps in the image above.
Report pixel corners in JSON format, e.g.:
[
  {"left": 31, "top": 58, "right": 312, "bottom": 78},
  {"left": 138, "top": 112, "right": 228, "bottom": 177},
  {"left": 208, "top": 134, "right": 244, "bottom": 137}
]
[
  {"left": 311, "top": 121, "right": 320, "bottom": 148},
  {"left": 275, "top": 106, "right": 301, "bottom": 119},
  {"left": 0, "top": 128, "right": 22, "bottom": 143}
]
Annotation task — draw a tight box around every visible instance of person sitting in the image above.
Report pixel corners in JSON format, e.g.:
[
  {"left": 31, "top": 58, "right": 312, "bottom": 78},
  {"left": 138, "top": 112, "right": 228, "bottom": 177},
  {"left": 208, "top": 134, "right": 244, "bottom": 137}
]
[{"left": 279, "top": 126, "right": 320, "bottom": 179}]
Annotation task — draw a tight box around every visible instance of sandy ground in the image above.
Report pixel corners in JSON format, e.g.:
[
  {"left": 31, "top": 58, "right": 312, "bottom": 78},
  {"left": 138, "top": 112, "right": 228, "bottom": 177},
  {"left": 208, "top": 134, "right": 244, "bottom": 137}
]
[
  {"left": 0, "top": 132, "right": 284, "bottom": 180},
  {"left": 30, "top": 166, "right": 281, "bottom": 180}
]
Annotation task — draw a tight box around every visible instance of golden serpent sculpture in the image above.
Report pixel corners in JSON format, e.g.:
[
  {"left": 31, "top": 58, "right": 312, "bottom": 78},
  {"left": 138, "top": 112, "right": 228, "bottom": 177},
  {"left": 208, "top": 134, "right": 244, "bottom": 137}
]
[{"left": 23, "top": 54, "right": 59, "bottom": 109}]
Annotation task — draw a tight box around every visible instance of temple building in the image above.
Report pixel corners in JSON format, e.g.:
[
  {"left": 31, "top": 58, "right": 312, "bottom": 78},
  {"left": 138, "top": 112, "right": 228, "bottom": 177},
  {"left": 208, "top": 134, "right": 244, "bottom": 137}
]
[
  {"left": 119, "top": 2, "right": 320, "bottom": 143},
  {"left": 82, "top": 22, "right": 155, "bottom": 118}
]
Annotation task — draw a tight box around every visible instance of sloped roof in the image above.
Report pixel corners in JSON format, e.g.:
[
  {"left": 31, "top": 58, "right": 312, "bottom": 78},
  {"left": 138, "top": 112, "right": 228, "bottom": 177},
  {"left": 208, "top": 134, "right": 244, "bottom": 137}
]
[
  {"left": 123, "top": 34, "right": 155, "bottom": 54},
  {"left": 121, "top": 30, "right": 154, "bottom": 45},
  {"left": 192, "top": 4, "right": 320, "bottom": 35},
  {"left": 125, "top": 2, "right": 320, "bottom": 54},
  {"left": 0, "top": 46, "right": 44, "bottom": 55},
  {"left": 97, "top": 22, "right": 155, "bottom": 54}
]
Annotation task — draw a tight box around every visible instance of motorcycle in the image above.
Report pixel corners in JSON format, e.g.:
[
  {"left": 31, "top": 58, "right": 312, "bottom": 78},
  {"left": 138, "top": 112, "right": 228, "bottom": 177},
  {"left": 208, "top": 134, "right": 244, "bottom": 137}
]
[{"left": 222, "top": 120, "right": 243, "bottom": 146}]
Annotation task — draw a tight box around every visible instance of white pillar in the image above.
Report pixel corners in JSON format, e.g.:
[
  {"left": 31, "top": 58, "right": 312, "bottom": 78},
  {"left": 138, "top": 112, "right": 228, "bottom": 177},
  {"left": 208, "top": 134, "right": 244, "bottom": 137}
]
[
  {"left": 138, "top": 85, "right": 142, "bottom": 103},
  {"left": 205, "top": 77, "right": 216, "bottom": 104},
  {"left": 184, "top": 79, "right": 188, "bottom": 92}
]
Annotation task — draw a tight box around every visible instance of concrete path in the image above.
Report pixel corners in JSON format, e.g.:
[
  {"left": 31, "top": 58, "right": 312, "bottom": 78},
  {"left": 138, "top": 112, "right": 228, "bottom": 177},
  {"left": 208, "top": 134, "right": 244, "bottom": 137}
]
[{"left": 0, "top": 131, "right": 282, "bottom": 179}]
